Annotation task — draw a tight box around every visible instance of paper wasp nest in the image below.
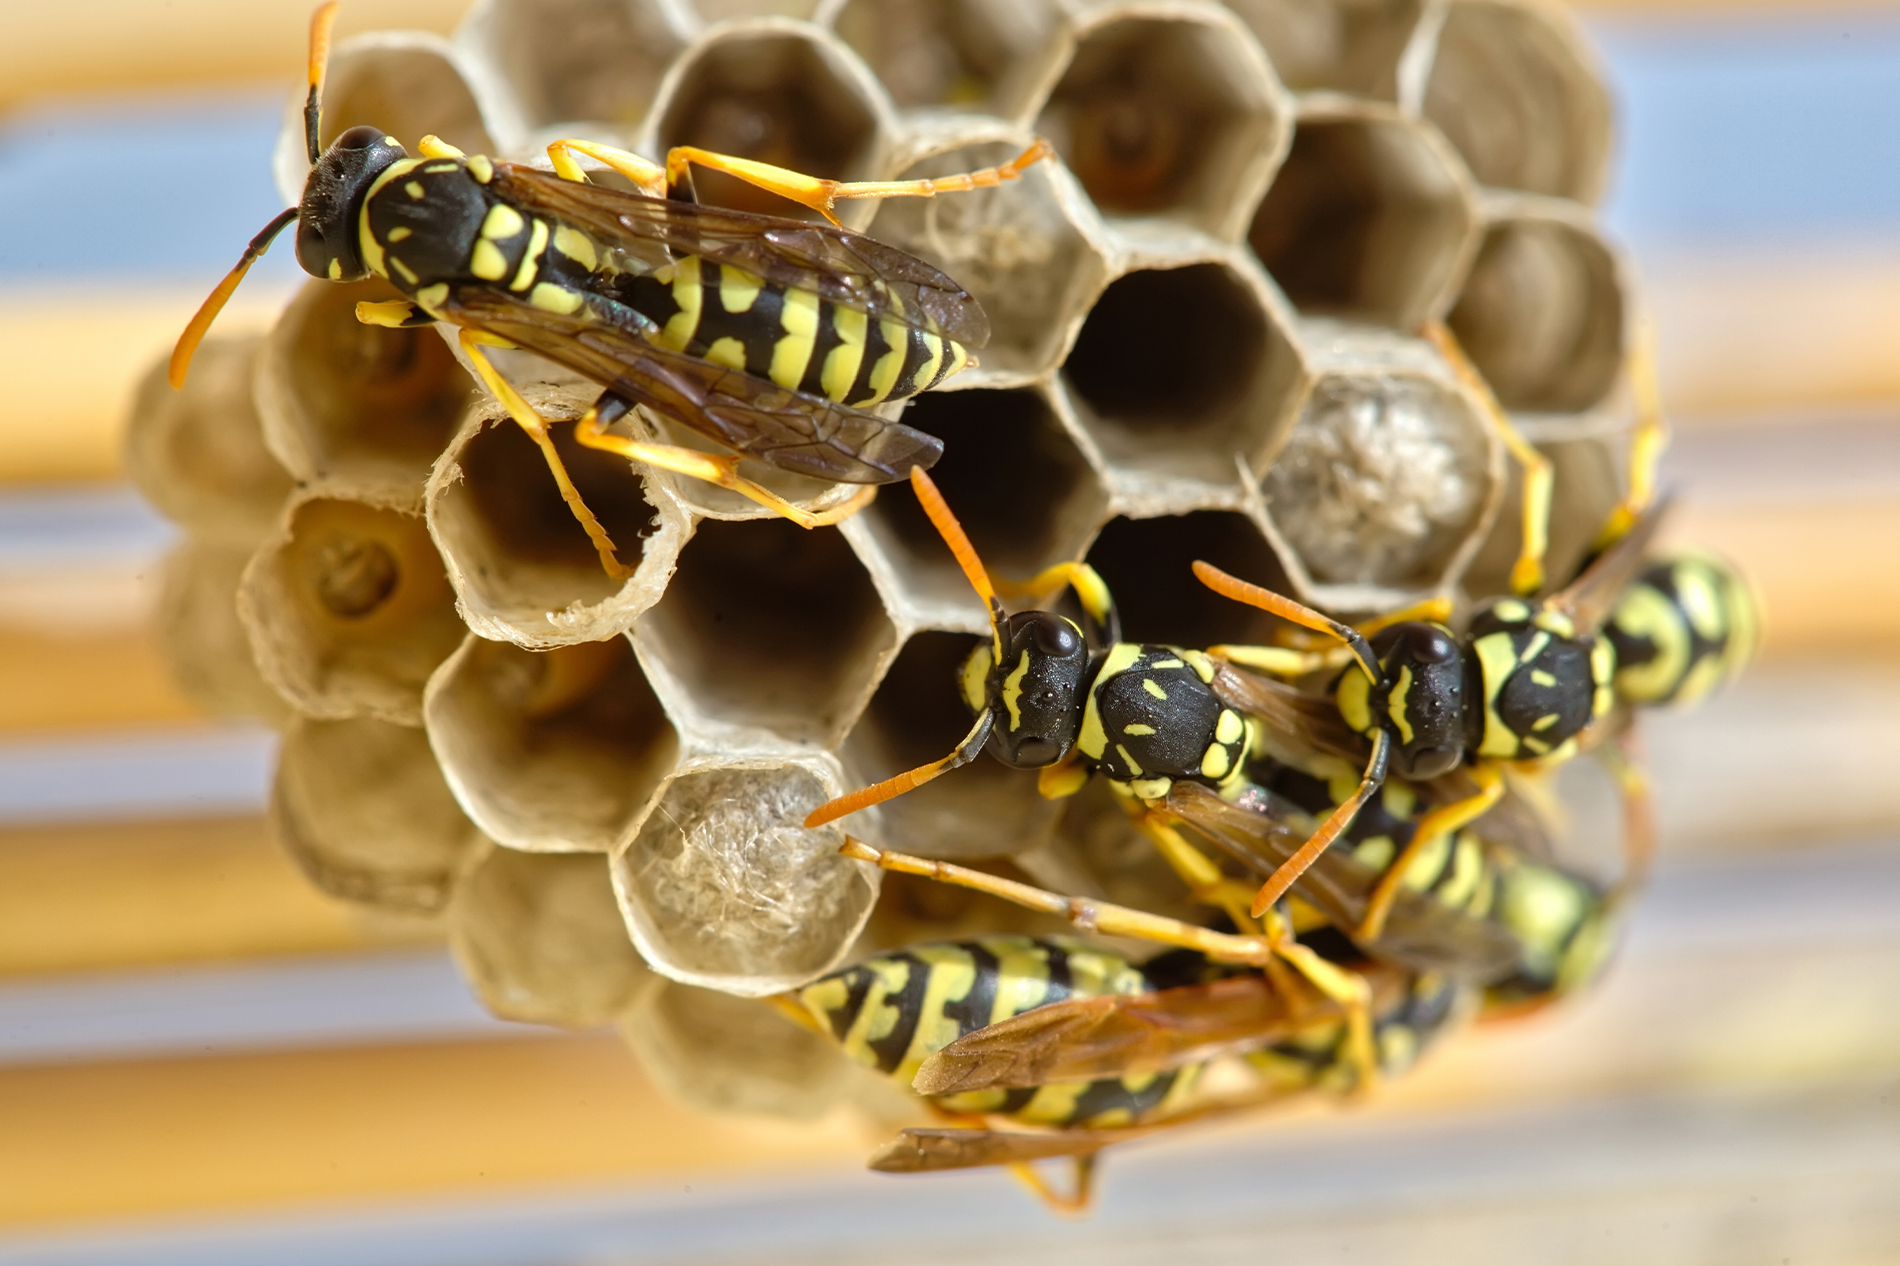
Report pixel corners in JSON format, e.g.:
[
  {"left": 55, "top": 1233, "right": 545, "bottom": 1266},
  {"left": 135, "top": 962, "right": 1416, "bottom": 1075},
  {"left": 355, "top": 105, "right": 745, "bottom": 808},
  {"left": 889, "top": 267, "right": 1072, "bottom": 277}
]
[{"left": 128, "top": 0, "right": 1627, "bottom": 1116}]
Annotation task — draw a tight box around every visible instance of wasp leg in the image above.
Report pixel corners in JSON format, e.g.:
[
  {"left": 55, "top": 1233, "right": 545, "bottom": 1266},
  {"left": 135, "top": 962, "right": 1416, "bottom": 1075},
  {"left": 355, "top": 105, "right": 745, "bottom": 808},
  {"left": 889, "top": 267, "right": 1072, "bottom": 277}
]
[
  {"left": 355, "top": 299, "right": 436, "bottom": 329},
  {"left": 1594, "top": 316, "right": 1669, "bottom": 551},
  {"left": 457, "top": 330, "right": 633, "bottom": 580},
  {"left": 1133, "top": 809, "right": 1264, "bottom": 935},
  {"left": 1357, "top": 764, "right": 1506, "bottom": 942},
  {"left": 662, "top": 140, "right": 1052, "bottom": 227},
  {"left": 1207, "top": 644, "right": 1345, "bottom": 677},
  {"left": 572, "top": 391, "right": 873, "bottom": 529},
  {"left": 1246, "top": 729, "right": 1392, "bottom": 920},
  {"left": 416, "top": 134, "right": 465, "bottom": 160},
  {"left": 1426, "top": 322, "right": 1551, "bottom": 596},
  {"left": 1009, "top": 1154, "right": 1097, "bottom": 1216},
  {"left": 545, "top": 138, "right": 666, "bottom": 194}
]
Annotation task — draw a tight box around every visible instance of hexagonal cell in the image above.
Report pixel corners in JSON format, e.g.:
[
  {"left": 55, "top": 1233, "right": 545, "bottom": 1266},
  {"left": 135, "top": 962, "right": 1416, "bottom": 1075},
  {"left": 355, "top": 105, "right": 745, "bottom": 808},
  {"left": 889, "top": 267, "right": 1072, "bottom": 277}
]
[
  {"left": 1418, "top": 0, "right": 1612, "bottom": 203},
  {"left": 425, "top": 632, "right": 678, "bottom": 853},
  {"left": 241, "top": 491, "right": 466, "bottom": 724},
  {"left": 854, "top": 386, "right": 1106, "bottom": 617},
  {"left": 276, "top": 33, "right": 499, "bottom": 202},
  {"left": 860, "top": 863, "right": 1070, "bottom": 954},
  {"left": 635, "top": 518, "right": 894, "bottom": 746},
  {"left": 1248, "top": 105, "right": 1478, "bottom": 330},
  {"left": 1061, "top": 259, "right": 1304, "bottom": 487},
  {"left": 825, "top": 0, "right": 1059, "bottom": 115},
  {"left": 645, "top": 21, "right": 892, "bottom": 222},
  {"left": 1085, "top": 509, "right": 1295, "bottom": 651},
  {"left": 426, "top": 383, "right": 695, "bottom": 650},
  {"left": 622, "top": 979, "right": 851, "bottom": 1118},
  {"left": 864, "top": 123, "right": 1113, "bottom": 386},
  {"left": 156, "top": 541, "right": 295, "bottom": 729},
  {"left": 1462, "top": 431, "right": 1622, "bottom": 602},
  {"left": 457, "top": 0, "right": 688, "bottom": 137},
  {"left": 254, "top": 279, "right": 475, "bottom": 499},
  {"left": 1445, "top": 205, "right": 1625, "bottom": 415},
  {"left": 124, "top": 336, "right": 292, "bottom": 547},
  {"left": 838, "top": 630, "right": 1062, "bottom": 861},
  {"left": 273, "top": 714, "right": 478, "bottom": 913},
  {"left": 449, "top": 843, "right": 659, "bottom": 1028},
  {"left": 1032, "top": 7, "right": 1290, "bottom": 240},
  {"left": 613, "top": 754, "right": 878, "bottom": 995},
  {"left": 1257, "top": 320, "right": 1500, "bottom": 600},
  {"left": 1224, "top": 0, "right": 1424, "bottom": 99}
]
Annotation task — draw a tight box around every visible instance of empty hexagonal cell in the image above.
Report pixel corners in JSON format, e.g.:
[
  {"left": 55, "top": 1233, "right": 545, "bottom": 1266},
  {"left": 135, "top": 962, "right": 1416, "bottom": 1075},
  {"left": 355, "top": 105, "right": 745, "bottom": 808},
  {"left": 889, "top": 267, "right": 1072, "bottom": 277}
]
[
  {"left": 426, "top": 384, "right": 694, "bottom": 649},
  {"left": 125, "top": 336, "right": 292, "bottom": 546},
  {"left": 622, "top": 979, "right": 851, "bottom": 1118},
  {"left": 157, "top": 541, "right": 294, "bottom": 728},
  {"left": 635, "top": 518, "right": 893, "bottom": 746},
  {"left": 1062, "top": 260, "right": 1304, "bottom": 487},
  {"left": 1446, "top": 206, "right": 1625, "bottom": 414},
  {"left": 1032, "top": 8, "right": 1289, "bottom": 240},
  {"left": 241, "top": 491, "right": 467, "bottom": 724},
  {"left": 1225, "top": 0, "right": 1424, "bottom": 99},
  {"left": 614, "top": 755, "right": 879, "bottom": 995},
  {"left": 1462, "top": 431, "right": 1622, "bottom": 601},
  {"left": 278, "top": 33, "right": 498, "bottom": 200},
  {"left": 255, "top": 279, "right": 474, "bottom": 498},
  {"left": 826, "top": 0, "right": 1058, "bottom": 115},
  {"left": 425, "top": 632, "right": 677, "bottom": 853},
  {"left": 839, "top": 630, "right": 1062, "bottom": 860},
  {"left": 865, "top": 126, "right": 1111, "bottom": 385},
  {"left": 1418, "top": 0, "right": 1612, "bottom": 203},
  {"left": 646, "top": 22, "right": 890, "bottom": 222},
  {"left": 855, "top": 387, "right": 1106, "bottom": 615},
  {"left": 449, "top": 844, "right": 659, "bottom": 1028},
  {"left": 1249, "top": 106, "right": 1478, "bottom": 330},
  {"left": 457, "top": 0, "right": 687, "bottom": 136},
  {"left": 1257, "top": 321, "right": 1500, "bottom": 599},
  {"left": 1085, "top": 510, "right": 1295, "bottom": 651},
  {"left": 273, "top": 714, "right": 478, "bottom": 913}
]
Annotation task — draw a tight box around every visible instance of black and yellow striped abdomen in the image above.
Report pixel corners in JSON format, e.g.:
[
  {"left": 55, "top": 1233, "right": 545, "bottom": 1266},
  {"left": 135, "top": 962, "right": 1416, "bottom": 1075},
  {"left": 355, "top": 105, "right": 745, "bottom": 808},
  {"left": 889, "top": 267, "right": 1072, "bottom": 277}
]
[
  {"left": 1247, "top": 968, "right": 1468, "bottom": 1093},
  {"left": 789, "top": 937, "right": 1200, "bottom": 1129},
  {"left": 1484, "top": 852, "right": 1617, "bottom": 1008},
  {"left": 1605, "top": 551, "right": 1758, "bottom": 708}
]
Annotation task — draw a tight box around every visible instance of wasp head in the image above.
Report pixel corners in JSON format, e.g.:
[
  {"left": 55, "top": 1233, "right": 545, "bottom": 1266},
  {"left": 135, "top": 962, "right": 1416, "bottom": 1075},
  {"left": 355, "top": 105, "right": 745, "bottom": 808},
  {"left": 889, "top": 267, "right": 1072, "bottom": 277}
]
[
  {"left": 959, "top": 610, "right": 1090, "bottom": 769},
  {"left": 295, "top": 124, "right": 408, "bottom": 281}
]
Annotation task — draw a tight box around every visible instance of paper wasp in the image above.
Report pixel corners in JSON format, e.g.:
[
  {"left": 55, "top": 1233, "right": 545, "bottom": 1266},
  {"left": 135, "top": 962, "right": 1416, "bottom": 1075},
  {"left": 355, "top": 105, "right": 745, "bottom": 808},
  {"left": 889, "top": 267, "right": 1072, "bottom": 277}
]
[{"left": 169, "top": 3, "right": 1049, "bottom": 578}]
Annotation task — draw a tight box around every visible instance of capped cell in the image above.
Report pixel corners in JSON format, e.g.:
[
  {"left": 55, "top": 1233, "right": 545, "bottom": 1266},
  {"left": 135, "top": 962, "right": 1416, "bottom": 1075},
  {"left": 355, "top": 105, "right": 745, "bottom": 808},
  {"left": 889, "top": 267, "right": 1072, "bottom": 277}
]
[
  {"left": 456, "top": 0, "right": 689, "bottom": 137},
  {"left": 824, "top": 0, "right": 1060, "bottom": 116},
  {"left": 241, "top": 490, "right": 467, "bottom": 725},
  {"left": 1032, "top": 6, "right": 1291, "bottom": 241},
  {"left": 1225, "top": 0, "right": 1425, "bottom": 99},
  {"left": 1249, "top": 103, "right": 1478, "bottom": 331},
  {"left": 1417, "top": 0, "right": 1612, "bottom": 203}
]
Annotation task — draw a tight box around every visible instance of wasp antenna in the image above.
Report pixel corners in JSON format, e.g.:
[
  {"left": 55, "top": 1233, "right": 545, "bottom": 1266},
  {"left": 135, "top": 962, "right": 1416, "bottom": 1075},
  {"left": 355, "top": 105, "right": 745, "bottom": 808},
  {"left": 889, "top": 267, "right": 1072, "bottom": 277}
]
[
  {"left": 1191, "top": 560, "right": 1382, "bottom": 685},
  {"left": 305, "top": 1, "right": 341, "bottom": 164},
  {"left": 169, "top": 206, "right": 300, "bottom": 390},
  {"left": 803, "top": 710, "right": 994, "bottom": 828},
  {"left": 909, "top": 467, "right": 1007, "bottom": 662}
]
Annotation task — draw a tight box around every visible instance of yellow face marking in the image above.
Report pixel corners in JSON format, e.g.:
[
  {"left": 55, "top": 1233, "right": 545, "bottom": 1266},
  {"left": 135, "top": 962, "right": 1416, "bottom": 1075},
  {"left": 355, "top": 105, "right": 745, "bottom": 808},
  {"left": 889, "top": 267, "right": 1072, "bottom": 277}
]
[
  {"left": 960, "top": 645, "right": 992, "bottom": 713},
  {"left": 718, "top": 264, "right": 763, "bottom": 314},
  {"left": 404, "top": 181, "right": 426, "bottom": 199},
  {"left": 469, "top": 239, "right": 509, "bottom": 280},
  {"left": 466, "top": 154, "right": 494, "bottom": 183},
  {"left": 415, "top": 283, "right": 449, "bottom": 312},
  {"left": 1122, "top": 723, "right": 1156, "bottom": 736},
  {"left": 1215, "top": 709, "right": 1243, "bottom": 745},
  {"left": 1181, "top": 649, "right": 1216, "bottom": 683},
  {"left": 820, "top": 306, "right": 867, "bottom": 400},
  {"left": 909, "top": 333, "right": 943, "bottom": 395},
  {"left": 482, "top": 203, "right": 525, "bottom": 240},
  {"left": 863, "top": 319, "right": 910, "bottom": 404},
  {"left": 662, "top": 263, "right": 703, "bottom": 351},
  {"left": 530, "top": 282, "right": 582, "bottom": 314},
  {"left": 388, "top": 256, "right": 419, "bottom": 285},
  {"left": 1141, "top": 678, "right": 1168, "bottom": 701},
  {"left": 551, "top": 224, "right": 597, "bottom": 272},
  {"left": 327, "top": 258, "right": 342, "bottom": 280},
  {"left": 1001, "top": 650, "right": 1031, "bottom": 732},
  {"left": 1386, "top": 665, "right": 1415, "bottom": 745},
  {"left": 386, "top": 226, "right": 412, "bottom": 242},
  {"left": 509, "top": 218, "right": 549, "bottom": 291},
  {"left": 1113, "top": 743, "right": 1145, "bottom": 777},
  {"left": 1201, "top": 742, "right": 1231, "bottom": 780},
  {"left": 704, "top": 336, "right": 747, "bottom": 371}
]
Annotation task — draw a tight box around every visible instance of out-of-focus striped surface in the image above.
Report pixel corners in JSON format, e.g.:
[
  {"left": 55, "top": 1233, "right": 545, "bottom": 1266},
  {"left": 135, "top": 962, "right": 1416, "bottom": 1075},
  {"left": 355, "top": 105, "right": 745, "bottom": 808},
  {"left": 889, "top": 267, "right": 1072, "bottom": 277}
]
[{"left": 1, "top": 3, "right": 1899, "bottom": 1262}]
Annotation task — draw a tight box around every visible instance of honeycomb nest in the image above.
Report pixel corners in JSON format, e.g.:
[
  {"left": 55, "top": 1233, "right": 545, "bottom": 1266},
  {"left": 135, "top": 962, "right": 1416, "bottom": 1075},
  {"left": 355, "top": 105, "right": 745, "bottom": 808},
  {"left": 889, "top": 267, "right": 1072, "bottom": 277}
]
[{"left": 128, "top": 0, "right": 1632, "bottom": 1122}]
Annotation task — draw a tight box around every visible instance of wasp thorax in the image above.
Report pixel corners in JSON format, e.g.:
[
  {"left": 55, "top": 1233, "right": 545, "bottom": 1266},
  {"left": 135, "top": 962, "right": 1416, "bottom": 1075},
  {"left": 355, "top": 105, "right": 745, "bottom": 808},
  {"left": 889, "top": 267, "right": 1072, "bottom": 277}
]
[
  {"left": 1467, "top": 600, "right": 1604, "bottom": 762},
  {"left": 296, "top": 125, "right": 408, "bottom": 282},
  {"left": 972, "top": 611, "right": 1090, "bottom": 769}
]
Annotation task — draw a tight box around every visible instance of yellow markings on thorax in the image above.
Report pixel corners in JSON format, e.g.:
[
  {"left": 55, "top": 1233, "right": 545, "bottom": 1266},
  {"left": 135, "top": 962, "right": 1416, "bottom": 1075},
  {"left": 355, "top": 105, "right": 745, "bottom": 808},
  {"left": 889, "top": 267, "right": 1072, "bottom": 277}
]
[
  {"left": 466, "top": 154, "right": 494, "bottom": 183},
  {"left": 470, "top": 240, "right": 509, "bottom": 281},
  {"left": 772, "top": 287, "right": 820, "bottom": 391},
  {"left": 1001, "top": 650, "right": 1031, "bottom": 732},
  {"left": 1215, "top": 710, "right": 1244, "bottom": 745},
  {"left": 327, "top": 258, "right": 342, "bottom": 280},
  {"left": 1473, "top": 631, "right": 1524, "bottom": 758},
  {"left": 387, "top": 226, "right": 412, "bottom": 242},
  {"left": 510, "top": 219, "right": 549, "bottom": 291},
  {"left": 552, "top": 224, "right": 597, "bottom": 272},
  {"left": 416, "top": 283, "right": 450, "bottom": 313},
  {"left": 358, "top": 157, "right": 421, "bottom": 281},
  {"left": 404, "top": 180, "right": 425, "bottom": 199},
  {"left": 1141, "top": 678, "right": 1168, "bottom": 701},
  {"left": 530, "top": 283, "right": 582, "bottom": 314},
  {"left": 662, "top": 260, "right": 703, "bottom": 351},
  {"left": 718, "top": 264, "right": 762, "bottom": 313},
  {"left": 388, "top": 256, "right": 419, "bottom": 285},
  {"left": 1122, "top": 723, "right": 1156, "bottom": 736},
  {"left": 471, "top": 203, "right": 526, "bottom": 283},
  {"left": 1077, "top": 644, "right": 1141, "bottom": 760},
  {"left": 1113, "top": 744, "right": 1144, "bottom": 777},
  {"left": 1181, "top": 649, "right": 1217, "bottom": 683},
  {"left": 821, "top": 306, "right": 867, "bottom": 400},
  {"left": 1200, "top": 742, "right": 1231, "bottom": 780}
]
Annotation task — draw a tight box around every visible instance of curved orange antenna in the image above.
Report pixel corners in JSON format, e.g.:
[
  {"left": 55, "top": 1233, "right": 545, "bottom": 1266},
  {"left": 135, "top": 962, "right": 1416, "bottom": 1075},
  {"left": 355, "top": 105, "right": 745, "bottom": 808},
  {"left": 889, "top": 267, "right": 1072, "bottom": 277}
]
[
  {"left": 169, "top": 207, "right": 300, "bottom": 389},
  {"left": 305, "top": 2, "right": 341, "bottom": 163},
  {"left": 804, "top": 711, "right": 993, "bottom": 829},
  {"left": 910, "top": 467, "right": 1006, "bottom": 663},
  {"left": 1191, "top": 561, "right": 1382, "bottom": 684}
]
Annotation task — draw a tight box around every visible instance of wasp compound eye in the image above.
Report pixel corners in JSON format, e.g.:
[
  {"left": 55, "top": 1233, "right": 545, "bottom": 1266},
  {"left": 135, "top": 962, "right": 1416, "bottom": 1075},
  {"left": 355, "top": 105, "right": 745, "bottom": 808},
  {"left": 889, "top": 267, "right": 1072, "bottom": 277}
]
[{"left": 334, "top": 124, "right": 384, "bottom": 150}]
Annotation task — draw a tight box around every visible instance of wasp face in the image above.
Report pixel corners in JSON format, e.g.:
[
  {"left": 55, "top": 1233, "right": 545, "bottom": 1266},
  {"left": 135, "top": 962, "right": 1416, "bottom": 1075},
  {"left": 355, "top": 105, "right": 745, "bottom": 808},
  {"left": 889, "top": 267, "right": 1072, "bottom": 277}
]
[
  {"left": 295, "top": 124, "right": 408, "bottom": 281},
  {"left": 959, "top": 611, "right": 1090, "bottom": 769},
  {"left": 1336, "top": 620, "right": 1469, "bottom": 779}
]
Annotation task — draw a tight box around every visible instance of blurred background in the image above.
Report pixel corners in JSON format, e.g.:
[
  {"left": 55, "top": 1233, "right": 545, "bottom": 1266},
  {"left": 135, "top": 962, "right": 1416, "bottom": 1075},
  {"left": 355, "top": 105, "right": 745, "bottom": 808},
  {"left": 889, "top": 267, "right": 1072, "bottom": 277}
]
[{"left": 1, "top": 1, "right": 1898, "bottom": 1263}]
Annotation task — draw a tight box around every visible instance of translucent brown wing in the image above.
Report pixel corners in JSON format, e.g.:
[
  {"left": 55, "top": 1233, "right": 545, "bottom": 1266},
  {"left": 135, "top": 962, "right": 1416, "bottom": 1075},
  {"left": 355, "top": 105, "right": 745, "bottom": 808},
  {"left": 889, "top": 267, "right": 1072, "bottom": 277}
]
[
  {"left": 868, "top": 1127, "right": 1117, "bottom": 1173},
  {"left": 490, "top": 163, "right": 991, "bottom": 348},
  {"left": 1211, "top": 661, "right": 1366, "bottom": 767},
  {"left": 912, "top": 967, "right": 1404, "bottom": 1096},
  {"left": 1167, "top": 782, "right": 1524, "bottom": 983},
  {"left": 1550, "top": 493, "right": 1677, "bottom": 631},
  {"left": 442, "top": 285, "right": 944, "bottom": 484}
]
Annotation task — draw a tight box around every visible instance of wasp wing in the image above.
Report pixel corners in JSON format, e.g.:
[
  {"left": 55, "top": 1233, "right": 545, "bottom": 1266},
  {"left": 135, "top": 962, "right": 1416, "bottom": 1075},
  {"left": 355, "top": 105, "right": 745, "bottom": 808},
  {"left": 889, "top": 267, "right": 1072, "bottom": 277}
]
[
  {"left": 868, "top": 1127, "right": 1118, "bottom": 1173},
  {"left": 1167, "top": 781, "right": 1524, "bottom": 983},
  {"left": 490, "top": 163, "right": 990, "bottom": 348},
  {"left": 442, "top": 286, "right": 944, "bottom": 484},
  {"left": 1551, "top": 493, "right": 1677, "bottom": 631},
  {"left": 1211, "top": 661, "right": 1366, "bottom": 767}
]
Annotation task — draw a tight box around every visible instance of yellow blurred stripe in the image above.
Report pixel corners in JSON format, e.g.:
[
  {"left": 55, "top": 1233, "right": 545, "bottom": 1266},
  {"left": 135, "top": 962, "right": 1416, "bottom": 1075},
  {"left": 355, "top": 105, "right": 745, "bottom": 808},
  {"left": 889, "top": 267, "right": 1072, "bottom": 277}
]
[
  {"left": 0, "top": 1034, "right": 872, "bottom": 1229},
  {"left": 0, "top": 625, "right": 201, "bottom": 734}
]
